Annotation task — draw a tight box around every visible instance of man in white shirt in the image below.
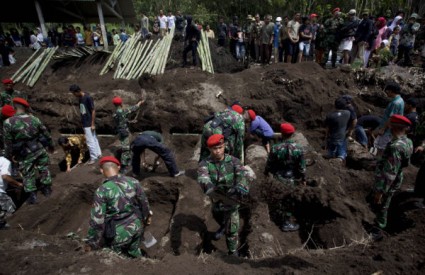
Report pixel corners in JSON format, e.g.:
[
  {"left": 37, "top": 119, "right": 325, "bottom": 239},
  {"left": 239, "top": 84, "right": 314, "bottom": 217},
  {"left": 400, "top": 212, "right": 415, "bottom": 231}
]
[
  {"left": 0, "top": 156, "right": 23, "bottom": 229},
  {"left": 36, "top": 27, "right": 44, "bottom": 44},
  {"left": 167, "top": 11, "right": 176, "bottom": 31},
  {"left": 158, "top": 10, "right": 168, "bottom": 37},
  {"left": 286, "top": 13, "right": 301, "bottom": 63}
]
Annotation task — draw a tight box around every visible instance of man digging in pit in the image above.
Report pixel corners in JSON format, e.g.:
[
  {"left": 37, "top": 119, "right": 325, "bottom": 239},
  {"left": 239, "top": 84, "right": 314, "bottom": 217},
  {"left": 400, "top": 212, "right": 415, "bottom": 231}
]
[
  {"left": 112, "top": 96, "right": 144, "bottom": 174},
  {"left": 58, "top": 135, "right": 87, "bottom": 172},
  {"left": 264, "top": 123, "right": 306, "bottom": 232},
  {"left": 3, "top": 98, "right": 54, "bottom": 204},
  {"left": 199, "top": 105, "right": 245, "bottom": 162},
  {"left": 198, "top": 134, "right": 250, "bottom": 256},
  {"left": 369, "top": 115, "right": 413, "bottom": 240},
  {"left": 85, "top": 156, "right": 152, "bottom": 258}
]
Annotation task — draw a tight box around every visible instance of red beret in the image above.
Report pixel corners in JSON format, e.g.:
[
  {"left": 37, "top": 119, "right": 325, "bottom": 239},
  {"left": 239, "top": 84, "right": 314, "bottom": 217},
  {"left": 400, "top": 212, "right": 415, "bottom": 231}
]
[
  {"left": 99, "top": 156, "right": 121, "bottom": 166},
  {"left": 248, "top": 109, "right": 256, "bottom": 121},
  {"left": 310, "top": 13, "right": 318, "bottom": 18},
  {"left": 2, "top": 79, "right": 13, "bottom": 85},
  {"left": 333, "top": 7, "right": 340, "bottom": 13},
  {"left": 231, "top": 105, "right": 244, "bottom": 115},
  {"left": 13, "top": 97, "right": 30, "bottom": 108},
  {"left": 280, "top": 123, "right": 295, "bottom": 134},
  {"left": 390, "top": 115, "right": 411, "bottom": 126},
  {"left": 112, "top": 96, "right": 122, "bottom": 105},
  {"left": 1, "top": 105, "right": 16, "bottom": 118},
  {"left": 207, "top": 134, "right": 224, "bottom": 148}
]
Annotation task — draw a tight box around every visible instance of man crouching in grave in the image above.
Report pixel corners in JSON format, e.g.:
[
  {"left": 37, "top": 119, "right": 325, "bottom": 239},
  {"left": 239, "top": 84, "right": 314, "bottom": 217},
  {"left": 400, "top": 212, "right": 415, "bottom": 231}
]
[
  {"left": 197, "top": 134, "right": 250, "bottom": 256},
  {"left": 264, "top": 123, "right": 306, "bottom": 232},
  {"left": 84, "top": 156, "right": 152, "bottom": 258}
]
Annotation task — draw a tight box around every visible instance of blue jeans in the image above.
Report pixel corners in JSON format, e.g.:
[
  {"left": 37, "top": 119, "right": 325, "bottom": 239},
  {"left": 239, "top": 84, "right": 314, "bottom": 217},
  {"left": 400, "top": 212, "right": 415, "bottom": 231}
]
[
  {"left": 236, "top": 42, "right": 245, "bottom": 60},
  {"left": 354, "top": 125, "right": 368, "bottom": 146},
  {"left": 327, "top": 139, "right": 347, "bottom": 160}
]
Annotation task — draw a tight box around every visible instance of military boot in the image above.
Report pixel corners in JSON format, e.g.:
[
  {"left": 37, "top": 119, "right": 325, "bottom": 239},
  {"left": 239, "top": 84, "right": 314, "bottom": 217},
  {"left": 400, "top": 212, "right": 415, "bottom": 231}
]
[
  {"left": 26, "top": 192, "right": 37, "bottom": 204},
  {"left": 41, "top": 185, "right": 52, "bottom": 197},
  {"left": 228, "top": 250, "right": 240, "bottom": 257},
  {"left": 0, "top": 220, "right": 10, "bottom": 230}
]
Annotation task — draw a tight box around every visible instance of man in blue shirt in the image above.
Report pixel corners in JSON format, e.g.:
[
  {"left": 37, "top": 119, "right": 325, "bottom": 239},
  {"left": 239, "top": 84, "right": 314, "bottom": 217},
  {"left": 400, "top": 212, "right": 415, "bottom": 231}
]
[{"left": 246, "top": 109, "right": 274, "bottom": 153}]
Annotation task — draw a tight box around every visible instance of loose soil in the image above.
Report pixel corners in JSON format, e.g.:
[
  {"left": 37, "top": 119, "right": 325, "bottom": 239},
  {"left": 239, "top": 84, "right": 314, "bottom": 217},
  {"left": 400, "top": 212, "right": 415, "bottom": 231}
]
[{"left": 0, "top": 47, "right": 424, "bottom": 274}]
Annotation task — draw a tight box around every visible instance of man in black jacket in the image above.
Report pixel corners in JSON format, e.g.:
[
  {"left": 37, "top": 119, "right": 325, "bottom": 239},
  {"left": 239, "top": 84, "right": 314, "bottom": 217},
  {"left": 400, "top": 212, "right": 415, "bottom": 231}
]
[
  {"left": 182, "top": 16, "right": 201, "bottom": 67},
  {"left": 339, "top": 9, "right": 359, "bottom": 64},
  {"left": 352, "top": 9, "right": 374, "bottom": 65}
]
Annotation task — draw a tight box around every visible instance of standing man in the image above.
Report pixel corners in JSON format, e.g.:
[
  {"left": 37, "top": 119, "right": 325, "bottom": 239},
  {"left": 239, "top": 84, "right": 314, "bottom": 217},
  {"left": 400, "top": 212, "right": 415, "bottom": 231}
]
[
  {"left": 229, "top": 16, "right": 240, "bottom": 59},
  {"left": 253, "top": 14, "right": 264, "bottom": 62},
  {"left": 298, "top": 16, "right": 313, "bottom": 62},
  {"left": 167, "top": 11, "right": 176, "bottom": 32},
  {"left": 1, "top": 79, "right": 27, "bottom": 107},
  {"left": 273, "top": 17, "right": 283, "bottom": 63},
  {"left": 374, "top": 82, "right": 405, "bottom": 152},
  {"left": 158, "top": 10, "right": 168, "bottom": 37},
  {"left": 286, "top": 12, "right": 301, "bottom": 63},
  {"left": 182, "top": 16, "right": 201, "bottom": 67},
  {"left": 85, "top": 156, "right": 152, "bottom": 258},
  {"left": 309, "top": 14, "right": 320, "bottom": 61},
  {"left": 260, "top": 15, "right": 275, "bottom": 64},
  {"left": 246, "top": 109, "right": 274, "bottom": 153},
  {"left": 112, "top": 96, "right": 144, "bottom": 174},
  {"left": 265, "top": 123, "right": 306, "bottom": 232},
  {"left": 3, "top": 98, "right": 53, "bottom": 204},
  {"left": 69, "top": 84, "right": 102, "bottom": 164},
  {"left": 131, "top": 131, "right": 184, "bottom": 178},
  {"left": 323, "top": 8, "right": 344, "bottom": 67},
  {"left": 217, "top": 17, "right": 228, "bottom": 47},
  {"left": 398, "top": 13, "right": 421, "bottom": 66},
  {"left": 0, "top": 155, "right": 23, "bottom": 229},
  {"left": 200, "top": 106, "right": 245, "bottom": 162},
  {"left": 369, "top": 115, "right": 413, "bottom": 240},
  {"left": 198, "top": 134, "right": 249, "bottom": 256},
  {"left": 339, "top": 9, "right": 359, "bottom": 64},
  {"left": 175, "top": 11, "right": 185, "bottom": 36},
  {"left": 140, "top": 13, "right": 150, "bottom": 38},
  {"left": 352, "top": 10, "right": 374, "bottom": 66}
]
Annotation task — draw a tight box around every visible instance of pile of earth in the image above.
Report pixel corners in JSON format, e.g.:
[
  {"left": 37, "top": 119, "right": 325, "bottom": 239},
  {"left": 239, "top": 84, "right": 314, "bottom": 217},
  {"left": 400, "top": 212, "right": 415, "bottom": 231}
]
[{"left": 0, "top": 48, "right": 424, "bottom": 274}]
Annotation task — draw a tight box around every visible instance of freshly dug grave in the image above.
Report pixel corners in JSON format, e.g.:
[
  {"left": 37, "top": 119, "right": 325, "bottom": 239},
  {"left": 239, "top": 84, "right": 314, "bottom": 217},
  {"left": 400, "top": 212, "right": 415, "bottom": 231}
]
[{"left": 0, "top": 48, "right": 424, "bottom": 274}]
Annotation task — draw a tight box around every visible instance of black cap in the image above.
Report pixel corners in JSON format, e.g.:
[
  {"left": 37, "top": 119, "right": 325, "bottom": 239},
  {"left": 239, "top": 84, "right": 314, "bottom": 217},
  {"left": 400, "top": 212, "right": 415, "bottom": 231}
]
[
  {"left": 384, "top": 81, "right": 401, "bottom": 94},
  {"left": 335, "top": 98, "right": 347, "bottom": 109},
  {"left": 69, "top": 84, "right": 81, "bottom": 92},
  {"left": 406, "top": 98, "right": 418, "bottom": 107}
]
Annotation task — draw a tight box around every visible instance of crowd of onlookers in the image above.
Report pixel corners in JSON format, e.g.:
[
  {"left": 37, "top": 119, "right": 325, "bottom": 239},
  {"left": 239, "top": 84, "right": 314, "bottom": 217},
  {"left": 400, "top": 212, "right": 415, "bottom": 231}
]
[{"left": 1, "top": 8, "right": 424, "bottom": 69}]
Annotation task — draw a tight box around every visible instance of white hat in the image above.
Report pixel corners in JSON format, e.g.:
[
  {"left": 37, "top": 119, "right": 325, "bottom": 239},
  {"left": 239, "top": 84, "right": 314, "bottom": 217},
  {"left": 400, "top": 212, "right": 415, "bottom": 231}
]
[
  {"left": 348, "top": 9, "right": 356, "bottom": 15},
  {"left": 276, "top": 17, "right": 282, "bottom": 22}
]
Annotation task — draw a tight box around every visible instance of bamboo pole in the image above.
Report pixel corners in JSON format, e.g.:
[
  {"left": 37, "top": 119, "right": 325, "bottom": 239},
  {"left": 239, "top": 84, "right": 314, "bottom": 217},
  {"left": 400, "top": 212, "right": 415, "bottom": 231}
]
[
  {"left": 29, "top": 46, "right": 58, "bottom": 87},
  {"left": 120, "top": 39, "right": 145, "bottom": 79},
  {"left": 21, "top": 49, "right": 49, "bottom": 84},
  {"left": 100, "top": 39, "right": 123, "bottom": 75},
  {"left": 127, "top": 39, "right": 153, "bottom": 79},
  {"left": 11, "top": 48, "right": 41, "bottom": 81},
  {"left": 160, "top": 28, "right": 175, "bottom": 74},
  {"left": 136, "top": 38, "right": 161, "bottom": 77}
]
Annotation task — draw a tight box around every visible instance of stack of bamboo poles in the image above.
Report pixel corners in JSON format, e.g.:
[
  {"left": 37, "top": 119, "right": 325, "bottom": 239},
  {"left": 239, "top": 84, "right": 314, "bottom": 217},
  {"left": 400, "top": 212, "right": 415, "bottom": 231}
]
[
  {"left": 12, "top": 46, "right": 59, "bottom": 87},
  {"left": 100, "top": 28, "right": 175, "bottom": 79},
  {"left": 53, "top": 46, "right": 96, "bottom": 60},
  {"left": 197, "top": 31, "right": 214, "bottom": 74}
]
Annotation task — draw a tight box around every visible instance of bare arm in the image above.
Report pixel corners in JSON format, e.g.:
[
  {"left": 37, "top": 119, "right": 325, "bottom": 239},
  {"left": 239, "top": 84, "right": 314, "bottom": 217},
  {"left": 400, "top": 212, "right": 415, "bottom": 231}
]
[{"left": 2, "top": 175, "right": 23, "bottom": 188}]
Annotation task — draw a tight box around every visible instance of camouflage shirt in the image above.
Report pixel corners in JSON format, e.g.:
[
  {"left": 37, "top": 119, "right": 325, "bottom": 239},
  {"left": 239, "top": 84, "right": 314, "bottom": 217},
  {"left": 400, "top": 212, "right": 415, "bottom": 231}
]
[
  {"left": 198, "top": 154, "right": 249, "bottom": 208},
  {"left": 265, "top": 139, "right": 306, "bottom": 181},
  {"left": 374, "top": 135, "right": 413, "bottom": 193},
  {"left": 0, "top": 90, "right": 27, "bottom": 107},
  {"left": 113, "top": 105, "right": 140, "bottom": 132},
  {"left": 201, "top": 109, "right": 245, "bottom": 161},
  {"left": 87, "top": 175, "right": 151, "bottom": 245},
  {"left": 324, "top": 17, "right": 344, "bottom": 35},
  {"left": 3, "top": 113, "right": 52, "bottom": 160}
]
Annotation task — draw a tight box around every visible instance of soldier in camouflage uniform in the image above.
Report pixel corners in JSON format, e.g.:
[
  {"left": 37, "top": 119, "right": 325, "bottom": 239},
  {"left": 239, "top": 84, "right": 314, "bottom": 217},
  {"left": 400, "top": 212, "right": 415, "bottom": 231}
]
[
  {"left": 0, "top": 79, "right": 27, "bottom": 107},
  {"left": 112, "top": 96, "right": 144, "bottom": 174},
  {"left": 265, "top": 123, "right": 306, "bottom": 232},
  {"left": 198, "top": 134, "right": 249, "bottom": 256},
  {"left": 200, "top": 105, "right": 245, "bottom": 162},
  {"left": 85, "top": 156, "right": 152, "bottom": 258},
  {"left": 323, "top": 8, "right": 344, "bottom": 67},
  {"left": 369, "top": 115, "right": 413, "bottom": 239},
  {"left": 3, "top": 98, "right": 53, "bottom": 204},
  {"left": 252, "top": 14, "right": 264, "bottom": 62},
  {"left": 0, "top": 156, "right": 23, "bottom": 229},
  {"left": 0, "top": 105, "right": 16, "bottom": 154},
  {"left": 413, "top": 110, "right": 425, "bottom": 208}
]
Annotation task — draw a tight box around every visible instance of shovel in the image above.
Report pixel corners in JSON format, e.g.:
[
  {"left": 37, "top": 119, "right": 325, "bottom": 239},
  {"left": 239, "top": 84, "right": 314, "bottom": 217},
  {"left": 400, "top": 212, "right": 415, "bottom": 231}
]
[{"left": 142, "top": 231, "right": 157, "bottom": 248}]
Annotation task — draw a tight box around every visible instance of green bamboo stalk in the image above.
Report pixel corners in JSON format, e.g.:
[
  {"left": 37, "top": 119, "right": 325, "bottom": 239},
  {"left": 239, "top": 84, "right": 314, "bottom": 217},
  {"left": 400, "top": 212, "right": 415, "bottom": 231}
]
[
  {"left": 29, "top": 46, "right": 58, "bottom": 87},
  {"left": 11, "top": 48, "right": 41, "bottom": 81},
  {"left": 21, "top": 49, "right": 49, "bottom": 84},
  {"left": 127, "top": 39, "right": 153, "bottom": 79}
]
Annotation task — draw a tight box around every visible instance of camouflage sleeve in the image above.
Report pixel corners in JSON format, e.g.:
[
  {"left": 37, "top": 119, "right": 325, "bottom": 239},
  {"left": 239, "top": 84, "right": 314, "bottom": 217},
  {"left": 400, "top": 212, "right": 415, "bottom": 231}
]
[
  {"left": 35, "top": 117, "right": 53, "bottom": 147},
  {"left": 298, "top": 148, "right": 307, "bottom": 180},
  {"left": 3, "top": 120, "right": 13, "bottom": 160},
  {"left": 86, "top": 186, "right": 108, "bottom": 247},
  {"left": 197, "top": 160, "right": 214, "bottom": 193},
  {"left": 134, "top": 180, "right": 151, "bottom": 219},
  {"left": 125, "top": 105, "right": 140, "bottom": 116},
  {"left": 234, "top": 118, "right": 245, "bottom": 162},
  {"left": 233, "top": 157, "right": 249, "bottom": 194},
  {"left": 374, "top": 147, "right": 401, "bottom": 193}
]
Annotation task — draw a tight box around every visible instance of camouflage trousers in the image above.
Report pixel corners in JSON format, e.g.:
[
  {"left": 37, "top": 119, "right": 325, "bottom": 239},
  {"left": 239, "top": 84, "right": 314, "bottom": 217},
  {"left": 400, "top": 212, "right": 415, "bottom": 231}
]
[
  {"left": 119, "top": 135, "right": 131, "bottom": 167},
  {"left": 19, "top": 150, "right": 51, "bottom": 193},
  {"left": 111, "top": 217, "right": 145, "bottom": 258},
  {"left": 373, "top": 190, "right": 397, "bottom": 229},
  {"left": 273, "top": 177, "right": 297, "bottom": 222},
  {"left": 212, "top": 203, "right": 239, "bottom": 253},
  {"left": 0, "top": 193, "right": 16, "bottom": 223}
]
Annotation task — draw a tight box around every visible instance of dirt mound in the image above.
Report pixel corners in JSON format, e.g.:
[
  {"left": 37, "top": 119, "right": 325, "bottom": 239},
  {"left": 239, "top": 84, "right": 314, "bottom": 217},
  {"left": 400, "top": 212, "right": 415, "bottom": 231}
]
[{"left": 1, "top": 48, "right": 425, "bottom": 274}]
